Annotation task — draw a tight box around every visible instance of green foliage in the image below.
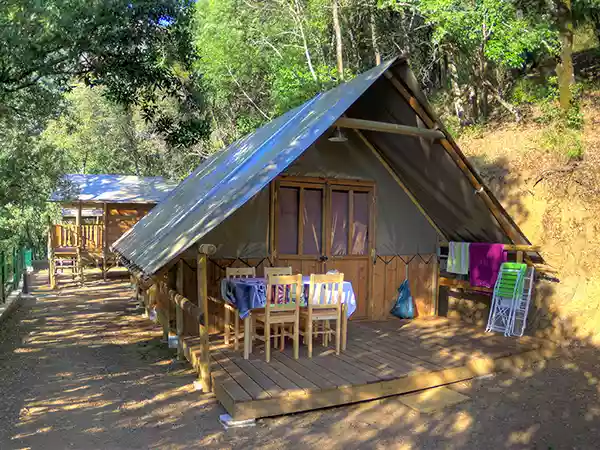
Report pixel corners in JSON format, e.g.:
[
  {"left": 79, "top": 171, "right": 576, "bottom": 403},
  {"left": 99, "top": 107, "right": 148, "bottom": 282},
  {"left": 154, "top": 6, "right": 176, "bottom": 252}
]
[
  {"left": 511, "top": 78, "right": 557, "bottom": 104},
  {"left": 541, "top": 125, "right": 584, "bottom": 160},
  {"left": 0, "top": 0, "right": 206, "bottom": 250},
  {"left": 573, "top": 22, "right": 600, "bottom": 51}
]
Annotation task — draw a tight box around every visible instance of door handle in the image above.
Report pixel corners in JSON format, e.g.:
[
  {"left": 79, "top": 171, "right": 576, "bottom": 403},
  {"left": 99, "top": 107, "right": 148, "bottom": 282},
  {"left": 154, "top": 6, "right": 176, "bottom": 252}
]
[{"left": 319, "top": 255, "right": 329, "bottom": 262}]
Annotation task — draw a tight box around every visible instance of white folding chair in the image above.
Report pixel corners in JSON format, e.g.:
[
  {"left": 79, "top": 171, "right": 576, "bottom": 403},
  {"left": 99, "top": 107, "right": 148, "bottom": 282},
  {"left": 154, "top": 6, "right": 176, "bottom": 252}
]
[
  {"left": 508, "top": 267, "right": 535, "bottom": 337},
  {"left": 486, "top": 265, "right": 525, "bottom": 336}
]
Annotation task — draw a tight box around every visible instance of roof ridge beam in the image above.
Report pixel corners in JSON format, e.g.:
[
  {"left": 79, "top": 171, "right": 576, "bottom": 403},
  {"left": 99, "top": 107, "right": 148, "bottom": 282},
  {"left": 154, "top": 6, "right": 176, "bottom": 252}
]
[{"left": 335, "top": 117, "right": 445, "bottom": 140}]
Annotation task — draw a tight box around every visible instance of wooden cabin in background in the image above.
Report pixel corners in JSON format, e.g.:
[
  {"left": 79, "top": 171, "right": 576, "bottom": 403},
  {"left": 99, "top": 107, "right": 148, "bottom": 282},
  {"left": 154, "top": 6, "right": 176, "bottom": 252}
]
[{"left": 48, "top": 174, "right": 176, "bottom": 287}]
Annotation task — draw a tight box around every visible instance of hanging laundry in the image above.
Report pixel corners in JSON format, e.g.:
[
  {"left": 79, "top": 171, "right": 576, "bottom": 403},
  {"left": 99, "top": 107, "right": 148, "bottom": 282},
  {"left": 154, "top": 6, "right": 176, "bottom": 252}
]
[
  {"left": 469, "top": 243, "right": 507, "bottom": 288},
  {"left": 447, "top": 242, "right": 470, "bottom": 275}
]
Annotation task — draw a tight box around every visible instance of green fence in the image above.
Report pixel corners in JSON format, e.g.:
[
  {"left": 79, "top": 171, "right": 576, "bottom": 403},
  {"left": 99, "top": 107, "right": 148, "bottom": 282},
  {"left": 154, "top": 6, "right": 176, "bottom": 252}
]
[{"left": 0, "top": 247, "right": 29, "bottom": 303}]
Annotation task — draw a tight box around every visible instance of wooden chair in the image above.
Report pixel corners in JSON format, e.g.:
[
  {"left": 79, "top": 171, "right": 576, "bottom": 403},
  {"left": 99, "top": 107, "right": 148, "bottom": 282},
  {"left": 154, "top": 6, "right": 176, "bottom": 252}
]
[
  {"left": 223, "top": 267, "right": 256, "bottom": 350},
  {"left": 264, "top": 266, "right": 292, "bottom": 277},
  {"left": 263, "top": 267, "right": 293, "bottom": 347},
  {"left": 252, "top": 274, "right": 302, "bottom": 362},
  {"left": 301, "top": 273, "right": 344, "bottom": 358}
]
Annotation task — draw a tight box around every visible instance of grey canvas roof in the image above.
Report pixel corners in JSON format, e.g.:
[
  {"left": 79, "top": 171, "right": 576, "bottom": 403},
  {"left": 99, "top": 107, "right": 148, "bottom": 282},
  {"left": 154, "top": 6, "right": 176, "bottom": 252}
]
[
  {"left": 50, "top": 174, "right": 177, "bottom": 204},
  {"left": 112, "top": 57, "right": 531, "bottom": 275}
]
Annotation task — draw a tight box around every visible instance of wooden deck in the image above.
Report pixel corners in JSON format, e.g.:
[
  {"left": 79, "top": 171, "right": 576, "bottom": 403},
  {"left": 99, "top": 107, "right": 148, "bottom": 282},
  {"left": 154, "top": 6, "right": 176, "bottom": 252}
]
[{"left": 182, "top": 318, "right": 552, "bottom": 420}]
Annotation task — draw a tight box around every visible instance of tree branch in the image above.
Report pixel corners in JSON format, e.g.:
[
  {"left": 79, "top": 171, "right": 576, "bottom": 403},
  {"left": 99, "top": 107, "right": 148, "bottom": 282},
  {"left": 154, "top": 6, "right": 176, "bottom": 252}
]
[{"left": 226, "top": 66, "right": 271, "bottom": 120}]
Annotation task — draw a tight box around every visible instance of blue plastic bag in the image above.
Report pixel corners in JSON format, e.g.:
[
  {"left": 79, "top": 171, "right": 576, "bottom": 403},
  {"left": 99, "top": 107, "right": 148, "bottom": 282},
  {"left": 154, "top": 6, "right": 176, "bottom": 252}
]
[{"left": 390, "top": 280, "right": 414, "bottom": 319}]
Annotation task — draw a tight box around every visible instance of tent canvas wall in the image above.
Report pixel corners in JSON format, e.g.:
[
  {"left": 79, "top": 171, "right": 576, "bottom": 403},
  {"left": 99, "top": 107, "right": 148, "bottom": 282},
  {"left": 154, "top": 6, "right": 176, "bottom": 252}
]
[{"left": 112, "top": 57, "right": 534, "bottom": 323}]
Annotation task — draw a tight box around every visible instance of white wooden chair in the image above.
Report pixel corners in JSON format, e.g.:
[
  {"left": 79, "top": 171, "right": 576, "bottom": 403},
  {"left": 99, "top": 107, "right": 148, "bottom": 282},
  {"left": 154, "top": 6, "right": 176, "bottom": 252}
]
[
  {"left": 252, "top": 274, "right": 302, "bottom": 362},
  {"left": 223, "top": 267, "right": 256, "bottom": 350},
  {"left": 301, "top": 273, "right": 344, "bottom": 358},
  {"left": 264, "top": 266, "right": 293, "bottom": 347},
  {"left": 264, "top": 266, "right": 292, "bottom": 277}
]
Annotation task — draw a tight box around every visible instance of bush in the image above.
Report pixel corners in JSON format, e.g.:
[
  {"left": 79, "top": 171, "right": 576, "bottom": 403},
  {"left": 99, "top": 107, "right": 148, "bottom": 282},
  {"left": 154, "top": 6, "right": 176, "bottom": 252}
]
[
  {"left": 541, "top": 125, "right": 584, "bottom": 160},
  {"left": 511, "top": 78, "right": 556, "bottom": 104}
]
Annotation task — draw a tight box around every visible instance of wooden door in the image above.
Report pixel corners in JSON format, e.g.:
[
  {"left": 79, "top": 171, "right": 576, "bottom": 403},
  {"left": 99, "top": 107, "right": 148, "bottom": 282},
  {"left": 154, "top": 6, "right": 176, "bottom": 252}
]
[
  {"left": 273, "top": 180, "right": 326, "bottom": 276},
  {"left": 324, "top": 185, "right": 374, "bottom": 320},
  {"left": 273, "top": 177, "right": 375, "bottom": 320}
]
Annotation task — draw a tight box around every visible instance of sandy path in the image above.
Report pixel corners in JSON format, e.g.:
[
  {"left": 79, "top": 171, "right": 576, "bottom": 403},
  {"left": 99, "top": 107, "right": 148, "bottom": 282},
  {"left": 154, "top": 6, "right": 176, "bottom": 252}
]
[{"left": 0, "top": 272, "right": 599, "bottom": 449}]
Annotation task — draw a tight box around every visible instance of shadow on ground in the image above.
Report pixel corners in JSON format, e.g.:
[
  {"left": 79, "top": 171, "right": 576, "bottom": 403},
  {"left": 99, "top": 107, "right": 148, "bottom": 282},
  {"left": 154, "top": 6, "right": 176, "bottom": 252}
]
[{"left": 0, "top": 271, "right": 598, "bottom": 449}]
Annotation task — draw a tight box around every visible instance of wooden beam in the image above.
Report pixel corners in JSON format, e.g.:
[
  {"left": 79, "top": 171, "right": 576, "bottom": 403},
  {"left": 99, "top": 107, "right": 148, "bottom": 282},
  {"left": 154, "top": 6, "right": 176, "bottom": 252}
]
[
  {"left": 76, "top": 201, "right": 83, "bottom": 285},
  {"left": 176, "top": 261, "right": 185, "bottom": 360},
  {"left": 439, "top": 243, "right": 540, "bottom": 252},
  {"left": 102, "top": 202, "right": 108, "bottom": 281},
  {"left": 47, "top": 218, "right": 57, "bottom": 289},
  {"left": 383, "top": 70, "right": 529, "bottom": 248},
  {"left": 197, "top": 248, "right": 212, "bottom": 392},
  {"left": 352, "top": 129, "right": 448, "bottom": 241},
  {"left": 438, "top": 277, "right": 493, "bottom": 293},
  {"left": 335, "top": 117, "right": 445, "bottom": 140}
]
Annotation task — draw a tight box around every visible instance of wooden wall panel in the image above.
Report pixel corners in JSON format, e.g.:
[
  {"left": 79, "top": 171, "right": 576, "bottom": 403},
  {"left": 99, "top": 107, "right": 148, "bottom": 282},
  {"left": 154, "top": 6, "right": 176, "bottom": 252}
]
[
  {"left": 201, "top": 255, "right": 437, "bottom": 322},
  {"left": 105, "top": 202, "right": 155, "bottom": 247},
  {"left": 370, "top": 254, "right": 436, "bottom": 320}
]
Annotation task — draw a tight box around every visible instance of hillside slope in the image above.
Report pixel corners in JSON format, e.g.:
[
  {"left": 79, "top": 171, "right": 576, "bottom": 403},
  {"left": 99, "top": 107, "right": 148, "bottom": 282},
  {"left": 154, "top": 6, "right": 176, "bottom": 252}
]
[{"left": 458, "top": 91, "right": 600, "bottom": 344}]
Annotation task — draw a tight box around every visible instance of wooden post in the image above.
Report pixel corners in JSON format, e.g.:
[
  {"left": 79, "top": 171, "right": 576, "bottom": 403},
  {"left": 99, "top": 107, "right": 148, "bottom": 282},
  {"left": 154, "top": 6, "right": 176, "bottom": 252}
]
[
  {"left": 176, "top": 261, "right": 185, "bottom": 360},
  {"left": 48, "top": 221, "right": 56, "bottom": 289},
  {"left": 433, "top": 242, "right": 441, "bottom": 316},
  {"left": 102, "top": 202, "right": 108, "bottom": 281},
  {"left": 142, "top": 289, "right": 149, "bottom": 317},
  {"left": 12, "top": 248, "right": 17, "bottom": 287},
  {"left": 341, "top": 302, "right": 348, "bottom": 351},
  {"left": 76, "top": 201, "right": 83, "bottom": 284},
  {"left": 0, "top": 251, "right": 4, "bottom": 303},
  {"left": 197, "top": 248, "right": 211, "bottom": 392},
  {"left": 516, "top": 251, "right": 524, "bottom": 263},
  {"left": 160, "top": 284, "right": 170, "bottom": 342}
]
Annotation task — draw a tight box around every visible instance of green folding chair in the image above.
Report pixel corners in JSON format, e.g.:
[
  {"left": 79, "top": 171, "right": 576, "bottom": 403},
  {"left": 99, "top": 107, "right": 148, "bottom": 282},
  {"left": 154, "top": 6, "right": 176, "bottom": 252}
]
[{"left": 486, "top": 262, "right": 527, "bottom": 336}]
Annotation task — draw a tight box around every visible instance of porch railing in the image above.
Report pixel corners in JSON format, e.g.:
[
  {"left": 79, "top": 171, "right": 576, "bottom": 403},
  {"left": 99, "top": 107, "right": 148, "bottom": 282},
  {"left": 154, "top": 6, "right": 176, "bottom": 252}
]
[{"left": 52, "top": 224, "right": 104, "bottom": 251}]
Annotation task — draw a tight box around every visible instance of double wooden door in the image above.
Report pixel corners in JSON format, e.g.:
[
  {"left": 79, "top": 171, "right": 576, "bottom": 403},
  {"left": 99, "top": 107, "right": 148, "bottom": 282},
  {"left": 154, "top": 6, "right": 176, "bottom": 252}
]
[{"left": 273, "top": 177, "right": 375, "bottom": 319}]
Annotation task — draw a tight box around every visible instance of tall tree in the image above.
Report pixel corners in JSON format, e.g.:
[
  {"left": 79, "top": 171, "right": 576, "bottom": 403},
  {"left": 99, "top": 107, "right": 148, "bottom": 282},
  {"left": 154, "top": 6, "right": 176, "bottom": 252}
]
[
  {"left": 0, "top": 0, "right": 204, "bottom": 250},
  {"left": 557, "top": 0, "right": 575, "bottom": 110},
  {"left": 332, "top": 0, "right": 345, "bottom": 78},
  {"left": 0, "top": 0, "right": 207, "bottom": 147}
]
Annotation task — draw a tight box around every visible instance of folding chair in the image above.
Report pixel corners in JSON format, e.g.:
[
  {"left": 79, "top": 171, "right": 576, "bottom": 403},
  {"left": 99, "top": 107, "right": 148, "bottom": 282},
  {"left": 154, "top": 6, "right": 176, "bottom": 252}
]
[
  {"left": 508, "top": 266, "right": 535, "bottom": 337},
  {"left": 486, "top": 263, "right": 526, "bottom": 336}
]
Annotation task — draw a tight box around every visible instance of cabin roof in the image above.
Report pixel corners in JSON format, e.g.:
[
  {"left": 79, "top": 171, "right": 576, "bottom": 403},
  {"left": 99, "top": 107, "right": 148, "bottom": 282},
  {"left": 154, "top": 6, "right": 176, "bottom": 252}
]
[
  {"left": 50, "top": 174, "right": 177, "bottom": 204},
  {"left": 112, "top": 57, "right": 531, "bottom": 276}
]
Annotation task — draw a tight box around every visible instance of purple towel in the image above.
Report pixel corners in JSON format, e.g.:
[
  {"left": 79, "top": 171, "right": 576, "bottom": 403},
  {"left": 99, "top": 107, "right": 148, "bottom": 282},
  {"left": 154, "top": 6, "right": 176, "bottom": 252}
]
[{"left": 469, "top": 243, "right": 507, "bottom": 288}]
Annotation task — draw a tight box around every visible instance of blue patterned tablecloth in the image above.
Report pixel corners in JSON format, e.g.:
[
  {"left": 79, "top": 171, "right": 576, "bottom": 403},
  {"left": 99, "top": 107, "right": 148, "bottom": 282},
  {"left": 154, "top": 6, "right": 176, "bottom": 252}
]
[{"left": 220, "top": 276, "right": 357, "bottom": 319}]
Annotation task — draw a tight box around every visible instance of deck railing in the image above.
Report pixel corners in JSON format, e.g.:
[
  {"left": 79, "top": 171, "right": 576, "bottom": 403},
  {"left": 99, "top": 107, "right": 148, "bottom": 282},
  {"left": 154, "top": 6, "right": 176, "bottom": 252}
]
[{"left": 52, "top": 224, "right": 104, "bottom": 251}]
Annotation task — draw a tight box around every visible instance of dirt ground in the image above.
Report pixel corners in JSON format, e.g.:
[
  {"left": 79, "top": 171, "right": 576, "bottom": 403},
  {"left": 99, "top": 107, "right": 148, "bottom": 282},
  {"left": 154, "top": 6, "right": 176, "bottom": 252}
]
[{"left": 0, "top": 272, "right": 599, "bottom": 450}]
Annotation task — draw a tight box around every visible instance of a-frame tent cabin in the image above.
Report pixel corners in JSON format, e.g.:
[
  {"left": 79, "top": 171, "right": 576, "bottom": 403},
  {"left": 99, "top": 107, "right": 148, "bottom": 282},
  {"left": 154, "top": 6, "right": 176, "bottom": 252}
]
[
  {"left": 112, "top": 57, "right": 542, "bottom": 415},
  {"left": 113, "top": 56, "right": 534, "bottom": 314}
]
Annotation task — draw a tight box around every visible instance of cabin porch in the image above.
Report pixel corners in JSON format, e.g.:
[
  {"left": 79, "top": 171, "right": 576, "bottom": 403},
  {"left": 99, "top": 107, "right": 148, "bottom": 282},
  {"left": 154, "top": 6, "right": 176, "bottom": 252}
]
[{"left": 181, "top": 317, "right": 549, "bottom": 420}]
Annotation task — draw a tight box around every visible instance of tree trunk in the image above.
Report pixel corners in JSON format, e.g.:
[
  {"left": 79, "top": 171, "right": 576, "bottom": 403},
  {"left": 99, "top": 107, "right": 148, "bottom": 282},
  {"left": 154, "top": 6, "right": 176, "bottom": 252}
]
[
  {"left": 292, "top": 0, "right": 317, "bottom": 81},
  {"left": 479, "top": 23, "right": 489, "bottom": 120},
  {"left": 448, "top": 55, "right": 465, "bottom": 124},
  {"left": 483, "top": 80, "right": 522, "bottom": 122},
  {"left": 369, "top": 7, "right": 381, "bottom": 66},
  {"left": 479, "top": 63, "right": 489, "bottom": 120},
  {"left": 557, "top": 0, "right": 574, "bottom": 111},
  {"left": 332, "top": 0, "right": 344, "bottom": 80},
  {"left": 470, "top": 84, "right": 479, "bottom": 124}
]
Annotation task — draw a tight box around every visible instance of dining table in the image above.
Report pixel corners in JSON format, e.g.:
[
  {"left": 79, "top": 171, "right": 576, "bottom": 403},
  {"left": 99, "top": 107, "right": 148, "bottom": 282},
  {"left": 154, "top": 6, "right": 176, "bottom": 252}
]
[{"left": 220, "top": 275, "right": 356, "bottom": 359}]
